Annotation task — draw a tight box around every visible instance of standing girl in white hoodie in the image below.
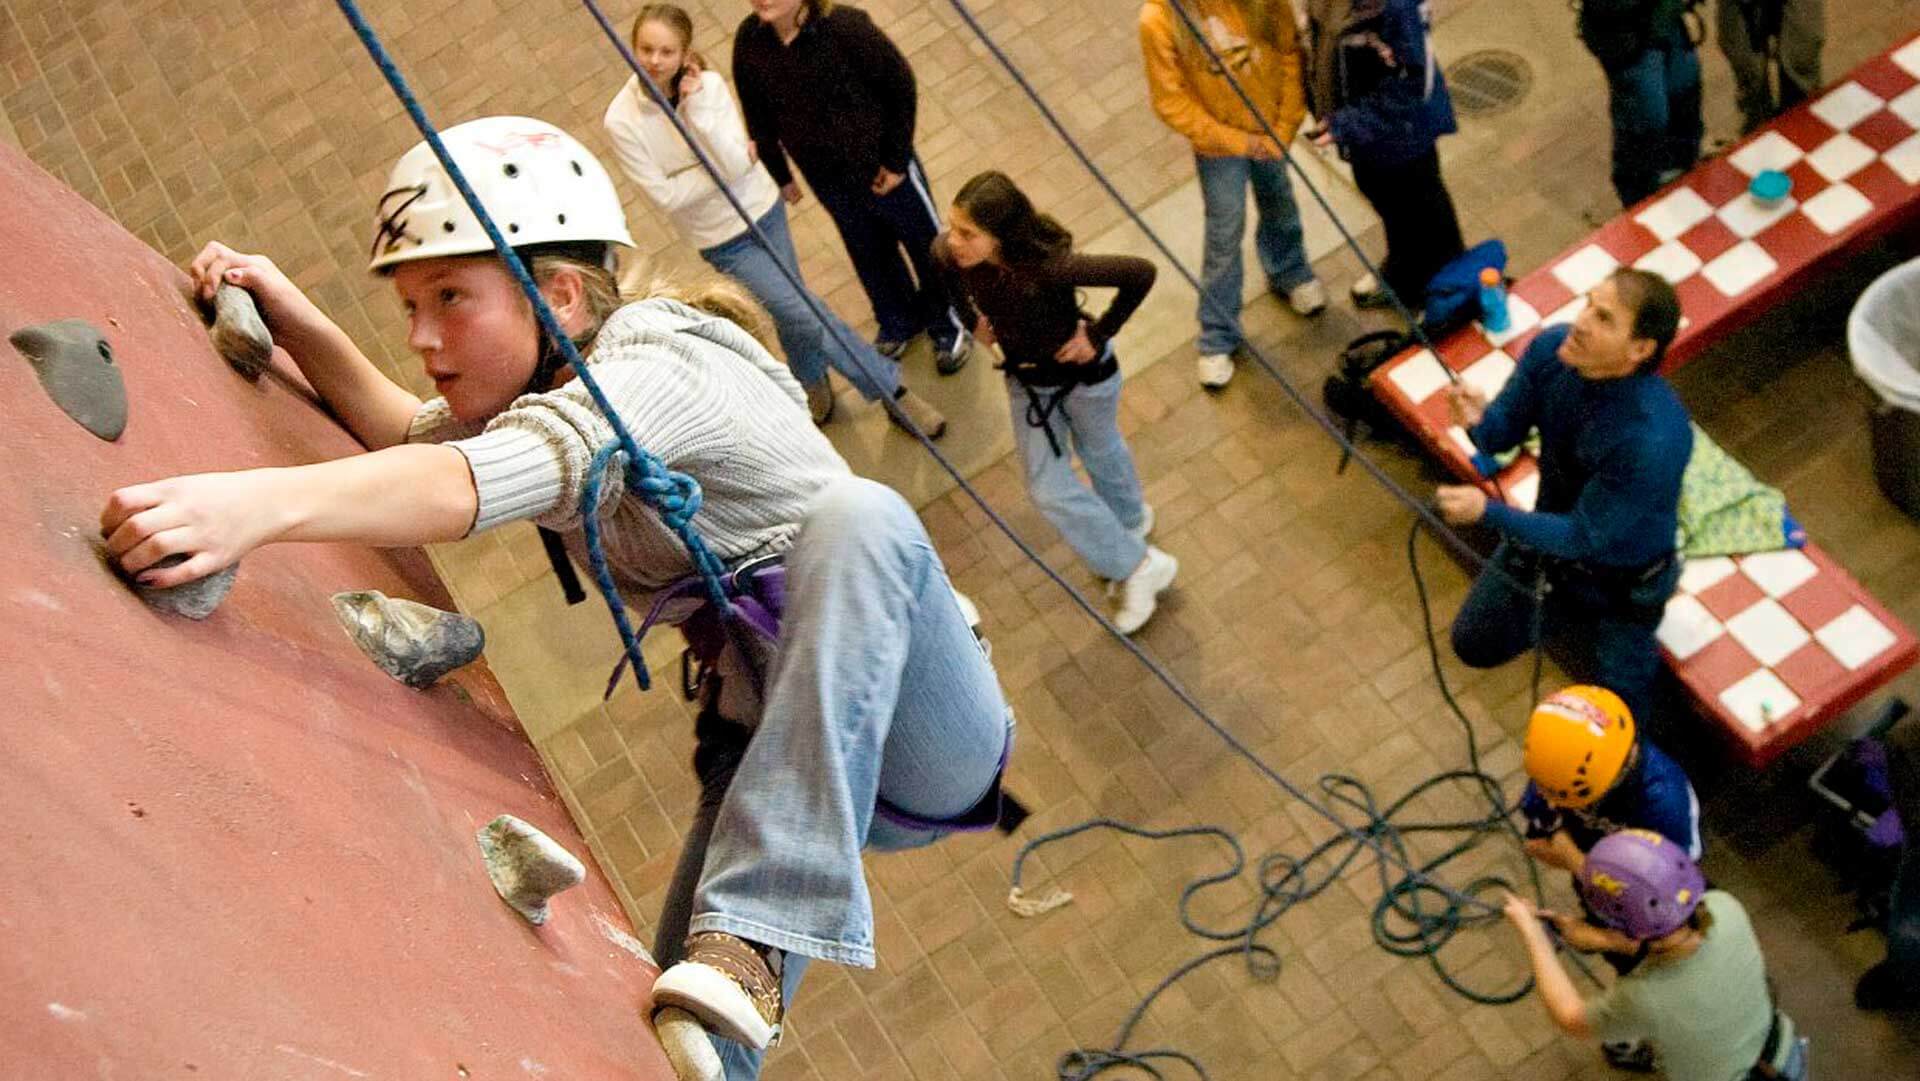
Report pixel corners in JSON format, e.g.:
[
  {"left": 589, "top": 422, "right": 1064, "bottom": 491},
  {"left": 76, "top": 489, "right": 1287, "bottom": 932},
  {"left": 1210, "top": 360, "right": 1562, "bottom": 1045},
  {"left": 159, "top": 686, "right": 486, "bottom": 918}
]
[{"left": 602, "top": 4, "right": 946, "bottom": 437}]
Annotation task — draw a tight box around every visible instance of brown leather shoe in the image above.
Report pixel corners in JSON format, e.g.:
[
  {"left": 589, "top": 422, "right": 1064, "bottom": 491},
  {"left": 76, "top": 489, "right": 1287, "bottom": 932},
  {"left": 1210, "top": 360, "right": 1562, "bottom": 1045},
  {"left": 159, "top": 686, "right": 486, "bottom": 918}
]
[
  {"left": 650, "top": 931, "right": 784, "bottom": 1050},
  {"left": 890, "top": 388, "right": 946, "bottom": 440}
]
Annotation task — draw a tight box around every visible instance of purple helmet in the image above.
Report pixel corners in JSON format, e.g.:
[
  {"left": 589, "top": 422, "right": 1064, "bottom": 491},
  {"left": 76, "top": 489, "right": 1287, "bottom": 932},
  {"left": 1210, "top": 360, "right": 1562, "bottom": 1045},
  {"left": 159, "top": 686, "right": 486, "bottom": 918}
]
[{"left": 1576, "top": 829, "right": 1706, "bottom": 940}]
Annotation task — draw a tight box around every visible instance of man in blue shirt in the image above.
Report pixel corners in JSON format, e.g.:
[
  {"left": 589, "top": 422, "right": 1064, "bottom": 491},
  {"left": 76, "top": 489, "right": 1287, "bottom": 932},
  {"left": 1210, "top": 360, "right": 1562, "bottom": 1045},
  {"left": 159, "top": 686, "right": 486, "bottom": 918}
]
[{"left": 1437, "top": 268, "right": 1692, "bottom": 733}]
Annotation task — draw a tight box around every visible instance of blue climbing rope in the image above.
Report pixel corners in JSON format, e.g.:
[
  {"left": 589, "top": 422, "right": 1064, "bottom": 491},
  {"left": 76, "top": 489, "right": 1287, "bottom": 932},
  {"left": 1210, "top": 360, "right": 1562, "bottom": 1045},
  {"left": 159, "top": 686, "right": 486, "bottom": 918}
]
[{"left": 334, "top": 0, "right": 736, "bottom": 695}]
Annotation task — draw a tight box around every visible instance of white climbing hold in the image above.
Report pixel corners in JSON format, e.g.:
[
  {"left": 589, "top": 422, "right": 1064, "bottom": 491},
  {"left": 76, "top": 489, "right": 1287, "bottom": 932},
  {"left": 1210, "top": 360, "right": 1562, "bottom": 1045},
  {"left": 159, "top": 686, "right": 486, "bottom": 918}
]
[
  {"left": 476, "top": 814, "right": 585, "bottom": 925},
  {"left": 653, "top": 1006, "right": 723, "bottom": 1081},
  {"left": 1006, "top": 885, "right": 1073, "bottom": 917}
]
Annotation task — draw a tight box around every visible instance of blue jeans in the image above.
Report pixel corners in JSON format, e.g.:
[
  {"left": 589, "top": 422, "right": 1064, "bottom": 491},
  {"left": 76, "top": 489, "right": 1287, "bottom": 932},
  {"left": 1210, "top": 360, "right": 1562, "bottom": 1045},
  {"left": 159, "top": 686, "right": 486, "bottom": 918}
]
[
  {"left": 1450, "top": 542, "right": 1681, "bottom": 735},
  {"left": 1008, "top": 367, "right": 1148, "bottom": 581},
  {"left": 1605, "top": 44, "right": 1704, "bottom": 206},
  {"left": 1195, "top": 154, "right": 1313, "bottom": 356},
  {"left": 682, "top": 477, "right": 1013, "bottom": 1077},
  {"left": 701, "top": 203, "right": 898, "bottom": 402}
]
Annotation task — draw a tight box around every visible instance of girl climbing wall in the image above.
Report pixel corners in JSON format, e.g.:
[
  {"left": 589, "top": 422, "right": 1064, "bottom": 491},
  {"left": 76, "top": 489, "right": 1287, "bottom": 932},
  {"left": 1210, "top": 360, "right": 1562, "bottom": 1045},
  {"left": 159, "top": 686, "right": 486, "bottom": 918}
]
[{"left": 97, "top": 115, "right": 1014, "bottom": 1080}]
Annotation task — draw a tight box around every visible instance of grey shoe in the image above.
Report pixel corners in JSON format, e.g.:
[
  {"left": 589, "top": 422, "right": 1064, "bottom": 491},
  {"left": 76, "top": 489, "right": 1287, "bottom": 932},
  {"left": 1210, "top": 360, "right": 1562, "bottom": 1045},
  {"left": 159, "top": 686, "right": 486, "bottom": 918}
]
[{"left": 933, "top": 329, "right": 973, "bottom": 375}]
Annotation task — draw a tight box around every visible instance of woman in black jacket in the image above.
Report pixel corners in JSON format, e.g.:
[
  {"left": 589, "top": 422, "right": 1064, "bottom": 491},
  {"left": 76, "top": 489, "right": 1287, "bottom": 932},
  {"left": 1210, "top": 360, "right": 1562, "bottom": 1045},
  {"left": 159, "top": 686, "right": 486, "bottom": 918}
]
[
  {"left": 733, "top": 0, "right": 974, "bottom": 374},
  {"left": 937, "top": 171, "right": 1178, "bottom": 635}
]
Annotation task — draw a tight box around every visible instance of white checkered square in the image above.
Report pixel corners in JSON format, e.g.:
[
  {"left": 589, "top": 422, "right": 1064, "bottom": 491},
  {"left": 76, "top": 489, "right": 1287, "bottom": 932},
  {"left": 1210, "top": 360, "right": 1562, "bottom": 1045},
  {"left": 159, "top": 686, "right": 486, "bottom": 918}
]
[
  {"left": 1507, "top": 469, "right": 1540, "bottom": 512},
  {"left": 1730, "top": 131, "right": 1805, "bottom": 176},
  {"left": 1738, "top": 549, "right": 1818, "bottom": 598},
  {"left": 1806, "top": 132, "right": 1876, "bottom": 182},
  {"left": 1482, "top": 295, "right": 1540, "bottom": 347},
  {"left": 1388, "top": 349, "right": 1450, "bottom": 404},
  {"left": 1658, "top": 593, "right": 1724, "bottom": 661},
  {"left": 1461, "top": 351, "right": 1516, "bottom": 403},
  {"left": 1702, "top": 241, "right": 1778, "bottom": 297},
  {"left": 1447, "top": 425, "right": 1476, "bottom": 459},
  {"left": 1726, "top": 598, "right": 1812, "bottom": 666},
  {"left": 1891, "top": 84, "right": 1920, "bottom": 129},
  {"left": 1718, "top": 192, "right": 1798, "bottom": 238},
  {"left": 1552, "top": 245, "right": 1619, "bottom": 295},
  {"left": 1633, "top": 240, "right": 1703, "bottom": 284},
  {"left": 1801, "top": 183, "right": 1873, "bottom": 236},
  {"left": 1720, "top": 669, "right": 1801, "bottom": 731},
  {"left": 1896, "top": 37, "right": 1920, "bottom": 79},
  {"left": 1810, "top": 82, "right": 1884, "bottom": 132},
  {"left": 1886, "top": 133, "right": 1920, "bottom": 184},
  {"left": 1817, "top": 605, "right": 1898, "bottom": 670},
  {"left": 1679, "top": 556, "right": 1738, "bottom": 594},
  {"left": 1635, "top": 187, "right": 1715, "bottom": 242}
]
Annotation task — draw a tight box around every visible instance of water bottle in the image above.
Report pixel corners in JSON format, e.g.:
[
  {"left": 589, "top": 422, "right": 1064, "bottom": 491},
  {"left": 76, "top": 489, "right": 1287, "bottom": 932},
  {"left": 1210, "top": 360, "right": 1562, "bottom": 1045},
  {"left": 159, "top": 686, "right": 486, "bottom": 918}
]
[{"left": 1478, "top": 266, "right": 1510, "bottom": 334}]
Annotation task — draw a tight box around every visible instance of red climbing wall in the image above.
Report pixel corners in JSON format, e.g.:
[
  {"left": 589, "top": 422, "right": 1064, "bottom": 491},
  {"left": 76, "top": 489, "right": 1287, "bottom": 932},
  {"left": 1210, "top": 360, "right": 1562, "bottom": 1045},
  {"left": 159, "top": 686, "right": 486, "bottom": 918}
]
[{"left": 0, "top": 142, "right": 677, "bottom": 1077}]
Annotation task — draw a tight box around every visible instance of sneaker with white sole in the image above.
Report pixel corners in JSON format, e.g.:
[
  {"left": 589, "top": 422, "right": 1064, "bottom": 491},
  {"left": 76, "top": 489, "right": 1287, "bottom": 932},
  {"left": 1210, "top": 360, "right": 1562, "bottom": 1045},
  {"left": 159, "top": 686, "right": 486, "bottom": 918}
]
[
  {"left": 1112, "top": 546, "right": 1177, "bottom": 634},
  {"left": 1196, "top": 353, "right": 1234, "bottom": 389},
  {"left": 651, "top": 931, "right": 784, "bottom": 1051},
  {"left": 933, "top": 329, "right": 973, "bottom": 375},
  {"left": 1350, "top": 272, "right": 1394, "bottom": 310},
  {"left": 1129, "top": 503, "right": 1155, "bottom": 541},
  {"left": 1284, "top": 278, "right": 1328, "bottom": 316}
]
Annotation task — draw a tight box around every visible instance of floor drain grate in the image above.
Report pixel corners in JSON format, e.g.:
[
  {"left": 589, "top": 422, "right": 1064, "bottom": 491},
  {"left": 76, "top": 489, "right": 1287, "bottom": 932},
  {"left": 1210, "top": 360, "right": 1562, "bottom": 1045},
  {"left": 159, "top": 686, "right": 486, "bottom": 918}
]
[{"left": 1446, "top": 49, "right": 1532, "bottom": 117}]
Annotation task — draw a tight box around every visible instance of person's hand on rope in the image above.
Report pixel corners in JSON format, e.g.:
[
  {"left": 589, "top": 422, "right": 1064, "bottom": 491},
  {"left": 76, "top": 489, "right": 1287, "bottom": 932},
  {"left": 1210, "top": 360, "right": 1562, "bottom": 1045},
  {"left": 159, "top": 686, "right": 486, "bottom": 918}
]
[
  {"left": 871, "top": 166, "right": 906, "bottom": 196},
  {"left": 1523, "top": 830, "right": 1587, "bottom": 872},
  {"left": 189, "top": 242, "right": 327, "bottom": 341},
  {"left": 1448, "top": 381, "right": 1489, "bottom": 429},
  {"left": 781, "top": 181, "right": 804, "bottom": 205},
  {"left": 101, "top": 470, "right": 287, "bottom": 588},
  {"left": 1436, "top": 484, "right": 1488, "bottom": 525},
  {"left": 1054, "top": 320, "right": 1097, "bottom": 364}
]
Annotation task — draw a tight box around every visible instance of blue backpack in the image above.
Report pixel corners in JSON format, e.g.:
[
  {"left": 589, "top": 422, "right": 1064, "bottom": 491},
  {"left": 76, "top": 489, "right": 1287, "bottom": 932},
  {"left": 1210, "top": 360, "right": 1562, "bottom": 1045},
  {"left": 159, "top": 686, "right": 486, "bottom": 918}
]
[{"left": 1421, "top": 239, "right": 1507, "bottom": 337}]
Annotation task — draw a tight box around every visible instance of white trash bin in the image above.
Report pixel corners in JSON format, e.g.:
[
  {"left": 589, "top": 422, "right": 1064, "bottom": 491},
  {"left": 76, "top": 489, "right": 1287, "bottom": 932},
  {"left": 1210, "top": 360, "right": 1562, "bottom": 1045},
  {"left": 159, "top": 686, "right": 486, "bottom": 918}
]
[{"left": 1848, "top": 256, "right": 1920, "bottom": 519}]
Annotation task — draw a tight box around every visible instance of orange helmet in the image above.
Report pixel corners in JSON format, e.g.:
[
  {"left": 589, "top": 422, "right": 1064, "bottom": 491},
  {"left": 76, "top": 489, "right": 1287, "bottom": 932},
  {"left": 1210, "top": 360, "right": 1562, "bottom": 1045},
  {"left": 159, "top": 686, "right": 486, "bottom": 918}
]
[{"left": 1524, "top": 685, "right": 1637, "bottom": 808}]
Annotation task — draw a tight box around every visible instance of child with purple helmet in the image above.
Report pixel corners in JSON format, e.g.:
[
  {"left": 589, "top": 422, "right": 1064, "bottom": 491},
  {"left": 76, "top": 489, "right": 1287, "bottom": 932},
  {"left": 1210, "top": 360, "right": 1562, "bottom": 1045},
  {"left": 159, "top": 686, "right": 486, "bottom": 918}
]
[{"left": 1503, "top": 830, "right": 1810, "bottom": 1080}]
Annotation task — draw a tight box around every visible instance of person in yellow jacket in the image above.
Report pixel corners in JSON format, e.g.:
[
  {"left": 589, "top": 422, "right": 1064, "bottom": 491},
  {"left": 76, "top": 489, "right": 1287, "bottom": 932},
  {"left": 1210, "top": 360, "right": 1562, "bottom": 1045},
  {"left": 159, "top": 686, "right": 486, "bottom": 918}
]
[{"left": 1140, "top": 0, "right": 1325, "bottom": 390}]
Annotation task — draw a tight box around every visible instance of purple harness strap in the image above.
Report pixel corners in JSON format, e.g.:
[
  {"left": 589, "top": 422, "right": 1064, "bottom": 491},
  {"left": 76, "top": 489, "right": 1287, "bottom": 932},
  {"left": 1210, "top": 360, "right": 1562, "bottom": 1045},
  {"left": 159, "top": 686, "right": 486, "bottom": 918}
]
[{"left": 634, "top": 558, "right": 1008, "bottom": 836}]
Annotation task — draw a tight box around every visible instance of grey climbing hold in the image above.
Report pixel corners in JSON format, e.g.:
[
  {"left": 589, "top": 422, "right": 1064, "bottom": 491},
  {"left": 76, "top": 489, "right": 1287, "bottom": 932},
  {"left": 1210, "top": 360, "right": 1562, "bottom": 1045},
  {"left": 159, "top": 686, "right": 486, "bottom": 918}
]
[
  {"left": 211, "top": 284, "right": 273, "bottom": 380},
  {"left": 330, "top": 590, "right": 484, "bottom": 689},
  {"left": 130, "top": 555, "right": 238, "bottom": 620},
  {"left": 653, "top": 1008, "right": 724, "bottom": 1081},
  {"left": 476, "top": 814, "right": 586, "bottom": 926},
  {"left": 9, "top": 318, "right": 127, "bottom": 440}
]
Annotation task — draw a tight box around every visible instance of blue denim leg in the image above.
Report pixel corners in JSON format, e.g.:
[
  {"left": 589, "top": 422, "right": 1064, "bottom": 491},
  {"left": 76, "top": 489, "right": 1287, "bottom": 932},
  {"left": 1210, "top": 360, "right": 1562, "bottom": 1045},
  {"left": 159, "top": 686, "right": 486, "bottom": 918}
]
[
  {"left": 1195, "top": 154, "right": 1252, "bottom": 356},
  {"left": 1060, "top": 365, "right": 1148, "bottom": 535},
  {"left": 1248, "top": 157, "right": 1313, "bottom": 292},
  {"left": 701, "top": 204, "right": 898, "bottom": 402},
  {"left": 1450, "top": 543, "right": 1545, "bottom": 669},
  {"left": 689, "top": 477, "right": 1011, "bottom": 968},
  {"left": 1605, "top": 50, "right": 1669, "bottom": 206},
  {"left": 1661, "top": 45, "right": 1704, "bottom": 182},
  {"left": 1008, "top": 375, "right": 1148, "bottom": 581}
]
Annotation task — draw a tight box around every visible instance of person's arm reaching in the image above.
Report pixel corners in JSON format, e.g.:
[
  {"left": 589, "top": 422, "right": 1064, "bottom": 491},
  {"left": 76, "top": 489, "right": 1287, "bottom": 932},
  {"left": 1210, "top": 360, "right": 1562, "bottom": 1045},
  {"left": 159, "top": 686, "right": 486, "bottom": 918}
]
[{"left": 190, "top": 243, "right": 422, "bottom": 450}]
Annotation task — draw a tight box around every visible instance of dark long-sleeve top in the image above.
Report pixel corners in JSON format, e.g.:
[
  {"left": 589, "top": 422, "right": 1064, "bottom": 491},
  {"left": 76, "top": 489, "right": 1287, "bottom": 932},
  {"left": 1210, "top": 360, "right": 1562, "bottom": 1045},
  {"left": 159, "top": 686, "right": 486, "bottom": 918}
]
[
  {"left": 731, "top": 6, "right": 915, "bottom": 190},
  {"left": 1469, "top": 324, "right": 1692, "bottom": 567},
  {"left": 935, "top": 244, "right": 1157, "bottom": 387}
]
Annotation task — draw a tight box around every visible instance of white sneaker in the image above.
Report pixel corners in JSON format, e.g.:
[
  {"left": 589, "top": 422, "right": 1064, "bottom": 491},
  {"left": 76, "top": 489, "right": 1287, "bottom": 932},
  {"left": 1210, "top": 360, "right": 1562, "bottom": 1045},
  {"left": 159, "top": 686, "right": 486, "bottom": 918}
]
[
  {"left": 1129, "top": 503, "right": 1155, "bottom": 542},
  {"left": 1285, "top": 279, "right": 1328, "bottom": 316},
  {"left": 1197, "top": 353, "right": 1234, "bottom": 389},
  {"left": 1112, "top": 547, "right": 1177, "bottom": 634},
  {"left": 1350, "top": 272, "right": 1393, "bottom": 309}
]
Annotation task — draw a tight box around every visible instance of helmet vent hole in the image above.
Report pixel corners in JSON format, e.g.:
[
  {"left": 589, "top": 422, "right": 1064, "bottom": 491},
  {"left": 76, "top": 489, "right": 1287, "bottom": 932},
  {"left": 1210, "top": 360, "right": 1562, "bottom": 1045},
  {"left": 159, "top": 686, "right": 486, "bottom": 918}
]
[
  {"left": 508, "top": 223, "right": 520, "bottom": 234},
  {"left": 571, "top": 160, "right": 584, "bottom": 176},
  {"left": 442, "top": 221, "right": 456, "bottom": 233},
  {"left": 504, "top": 163, "right": 520, "bottom": 178},
  {"left": 557, "top": 213, "right": 567, "bottom": 224}
]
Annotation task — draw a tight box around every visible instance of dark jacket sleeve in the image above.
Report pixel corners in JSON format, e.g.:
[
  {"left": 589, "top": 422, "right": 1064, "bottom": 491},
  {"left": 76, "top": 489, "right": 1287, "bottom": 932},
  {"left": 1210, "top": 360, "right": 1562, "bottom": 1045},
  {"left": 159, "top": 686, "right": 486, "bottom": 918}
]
[
  {"left": 1482, "top": 426, "right": 1667, "bottom": 561},
  {"left": 1469, "top": 330, "right": 1553, "bottom": 457},
  {"left": 1056, "top": 253, "right": 1158, "bottom": 349},
  {"left": 731, "top": 25, "right": 794, "bottom": 187},
  {"left": 833, "top": 8, "right": 918, "bottom": 175}
]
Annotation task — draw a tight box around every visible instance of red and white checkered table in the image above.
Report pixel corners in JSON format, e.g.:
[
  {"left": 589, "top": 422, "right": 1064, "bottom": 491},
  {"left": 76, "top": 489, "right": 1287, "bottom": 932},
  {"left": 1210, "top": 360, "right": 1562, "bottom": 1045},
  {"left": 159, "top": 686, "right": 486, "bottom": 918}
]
[{"left": 1369, "top": 32, "right": 1920, "bottom": 766}]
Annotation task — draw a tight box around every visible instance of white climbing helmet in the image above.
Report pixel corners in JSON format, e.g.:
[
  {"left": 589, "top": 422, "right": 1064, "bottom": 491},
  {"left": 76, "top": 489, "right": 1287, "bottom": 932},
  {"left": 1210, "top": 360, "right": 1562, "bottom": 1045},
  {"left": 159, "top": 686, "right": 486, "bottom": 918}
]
[{"left": 369, "top": 115, "right": 634, "bottom": 272}]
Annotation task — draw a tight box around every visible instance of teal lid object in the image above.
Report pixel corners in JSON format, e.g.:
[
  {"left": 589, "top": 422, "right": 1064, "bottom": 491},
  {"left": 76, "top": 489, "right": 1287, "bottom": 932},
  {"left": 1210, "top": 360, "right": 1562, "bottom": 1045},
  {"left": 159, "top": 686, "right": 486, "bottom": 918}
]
[{"left": 1750, "top": 169, "right": 1792, "bottom": 203}]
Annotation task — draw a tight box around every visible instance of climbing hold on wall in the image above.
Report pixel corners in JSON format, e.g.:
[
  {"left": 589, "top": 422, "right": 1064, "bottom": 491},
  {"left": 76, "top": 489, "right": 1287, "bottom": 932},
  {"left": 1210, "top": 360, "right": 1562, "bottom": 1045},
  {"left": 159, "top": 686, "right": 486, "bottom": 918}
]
[
  {"left": 210, "top": 284, "right": 273, "bottom": 380},
  {"left": 127, "top": 555, "right": 238, "bottom": 620},
  {"left": 476, "top": 814, "right": 586, "bottom": 926},
  {"left": 9, "top": 318, "right": 127, "bottom": 440},
  {"left": 330, "top": 590, "right": 484, "bottom": 688},
  {"left": 653, "top": 1008, "right": 724, "bottom": 1081}
]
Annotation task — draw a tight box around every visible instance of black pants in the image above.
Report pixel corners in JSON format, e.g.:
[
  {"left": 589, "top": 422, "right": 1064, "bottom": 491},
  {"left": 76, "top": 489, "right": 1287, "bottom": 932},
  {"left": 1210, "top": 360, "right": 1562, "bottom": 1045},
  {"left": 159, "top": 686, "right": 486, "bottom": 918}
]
[
  {"left": 1349, "top": 145, "right": 1465, "bottom": 310},
  {"left": 652, "top": 704, "right": 751, "bottom": 967},
  {"left": 809, "top": 156, "right": 968, "bottom": 349}
]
